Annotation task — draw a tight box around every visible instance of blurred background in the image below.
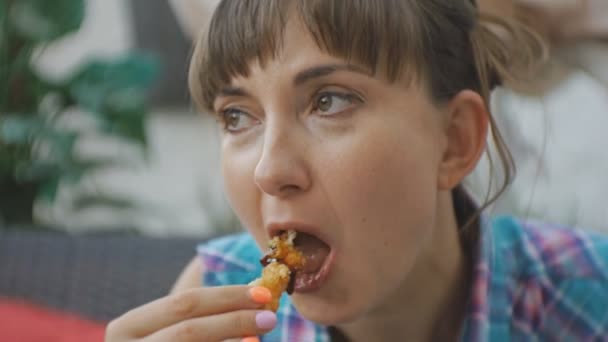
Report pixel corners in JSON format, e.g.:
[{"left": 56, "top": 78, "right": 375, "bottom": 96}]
[
  {"left": 0, "top": 1, "right": 232, "bottom": 338},
  {"left": 1, "top": 0, "right": 237, "bottom": 238},
  {"left": 0, "top": 0, "right": 607, "bottom": 339}
]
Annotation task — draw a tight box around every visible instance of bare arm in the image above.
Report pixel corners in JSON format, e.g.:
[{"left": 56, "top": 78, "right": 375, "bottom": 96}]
[{"left": 170, "top": 256, "right": 204, "bottom": 294}]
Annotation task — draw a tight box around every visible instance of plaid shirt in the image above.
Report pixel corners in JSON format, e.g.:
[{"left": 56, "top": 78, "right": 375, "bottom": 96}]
[{"left": 198, "top": 216, "right": 608, "bottom": 341}]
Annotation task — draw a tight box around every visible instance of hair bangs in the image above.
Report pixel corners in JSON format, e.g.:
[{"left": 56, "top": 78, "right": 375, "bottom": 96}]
[{"left": 190, "top": 0, "right": 426, "bottom": 112}]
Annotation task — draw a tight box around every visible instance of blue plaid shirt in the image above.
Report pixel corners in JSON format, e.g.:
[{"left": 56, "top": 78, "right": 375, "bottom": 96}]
[{"left": 198, "top": 216, "right": 608, "bottom": 341}]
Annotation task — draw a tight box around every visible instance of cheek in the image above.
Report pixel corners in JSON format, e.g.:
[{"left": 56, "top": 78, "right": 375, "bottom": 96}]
[
  {"left": 325, "top": 115, "right": 440, "bottom": 239},
  {"left": 221, "top": 145, "right": 263, "bottom": 237},
  {"left": 334, "top": 129, "right": 439, "bottom": 274},
  {"left": 312, "top": 113, "right": 442, "bottom": 313}
]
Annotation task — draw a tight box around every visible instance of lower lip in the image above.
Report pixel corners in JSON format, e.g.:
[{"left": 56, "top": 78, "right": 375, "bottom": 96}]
[{"left": 293, "top": 249, "right": 335, "bottom": 293}]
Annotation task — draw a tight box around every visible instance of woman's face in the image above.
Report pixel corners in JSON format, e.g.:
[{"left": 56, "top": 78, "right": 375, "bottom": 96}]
[{"left": 214, "top": 17, "right": 449, "bottom": 324}]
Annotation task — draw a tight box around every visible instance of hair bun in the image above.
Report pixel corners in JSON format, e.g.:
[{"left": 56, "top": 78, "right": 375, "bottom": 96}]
[{"left": 471, "top": 13, "right": 548, "bottom": 97}]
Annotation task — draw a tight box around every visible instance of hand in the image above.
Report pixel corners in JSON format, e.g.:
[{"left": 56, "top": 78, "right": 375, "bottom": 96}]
[{"left": 105, "top": 286, "right": 276, "bottom": 342}]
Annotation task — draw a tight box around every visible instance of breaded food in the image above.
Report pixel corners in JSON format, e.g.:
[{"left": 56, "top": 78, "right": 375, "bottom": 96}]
[
  {"left": 250, "top": 230, "right": 305, "bottom": 311},
  {"left": 264, "top": 230, "right": 305, "bottom": 270},
  {"left": 249, "top": 262, "right": 291, "bottom": 311}
]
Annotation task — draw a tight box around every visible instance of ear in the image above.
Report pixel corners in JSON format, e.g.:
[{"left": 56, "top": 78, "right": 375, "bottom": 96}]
[{"left": 437, "top": 90, "right": 489, "bottom": 190}]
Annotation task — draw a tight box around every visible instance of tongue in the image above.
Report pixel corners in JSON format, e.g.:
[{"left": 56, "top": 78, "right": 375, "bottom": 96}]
[{"left": 295, "top": 233, "right": 330, "bottom": 274}]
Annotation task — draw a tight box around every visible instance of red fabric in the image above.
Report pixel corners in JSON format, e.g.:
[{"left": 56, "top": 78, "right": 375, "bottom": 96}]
[{"left": 0, "top": 298, "right": 106, "bottom": 342}]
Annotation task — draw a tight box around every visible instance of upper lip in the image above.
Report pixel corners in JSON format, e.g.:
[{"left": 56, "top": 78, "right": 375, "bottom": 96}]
[{"left": 266, "top": 221, "right": 331, "bottom": 246}]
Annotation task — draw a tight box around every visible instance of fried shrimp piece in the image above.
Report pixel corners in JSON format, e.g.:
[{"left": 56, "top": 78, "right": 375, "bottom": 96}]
[
  {"left": 265, "top": 230, "right": 305, "bottom": 271},
  {"left": 250, "top": 230, "right": 305, "bottom": 311},
  {"left": 249, "top": 262, "right": 291, "bottom": 311}
]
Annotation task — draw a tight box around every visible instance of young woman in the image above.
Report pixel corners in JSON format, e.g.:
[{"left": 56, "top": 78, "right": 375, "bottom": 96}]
[{"left": 107, "top": 1, "right": 608, "bottom": 341}]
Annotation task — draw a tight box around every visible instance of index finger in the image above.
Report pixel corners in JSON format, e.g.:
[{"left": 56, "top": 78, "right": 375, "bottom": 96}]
[{"left": 108, "top": 285, "right": 269, "bottom": 339}]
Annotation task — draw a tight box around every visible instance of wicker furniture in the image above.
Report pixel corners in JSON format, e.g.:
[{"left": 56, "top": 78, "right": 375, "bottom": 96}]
[{"left": 0, "top": 230, "right": 199, "bottom": 322}]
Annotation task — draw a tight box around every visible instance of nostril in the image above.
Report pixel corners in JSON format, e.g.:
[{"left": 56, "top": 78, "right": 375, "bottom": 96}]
[
  {"left": 282, "top": 184, "right": 300, "bottom": 191},
  {"left": 279, "top": 184, "right": 301, "bottom": 194}
]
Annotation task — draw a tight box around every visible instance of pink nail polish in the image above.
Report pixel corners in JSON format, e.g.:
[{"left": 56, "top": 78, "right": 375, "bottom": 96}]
[{"left": 255, "top": 311, "right": 277, "bottom": 330}]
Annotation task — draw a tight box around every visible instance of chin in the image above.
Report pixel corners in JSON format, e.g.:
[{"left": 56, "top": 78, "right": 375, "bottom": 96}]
[{"left": 290, "top": 291, "right": 367, "bottom": 326}]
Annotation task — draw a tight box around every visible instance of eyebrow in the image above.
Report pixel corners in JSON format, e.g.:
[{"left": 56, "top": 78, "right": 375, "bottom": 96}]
[
  {"left": 219, "top": 86, "right": 250, "bottom": 98},
  {"left": 293, "top": 64, "right": 371, "bottom": 86},
  {"left": 217, "top": 64, "right": 370, "bottom": 99}
]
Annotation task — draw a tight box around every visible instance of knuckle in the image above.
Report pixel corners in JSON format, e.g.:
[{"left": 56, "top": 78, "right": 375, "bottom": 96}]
[
  {"left": 174, "top": 321, "right": 200, "bottom": 342},
  {"left": 233, "top": 311, "right": 255, "bottom": 333},
  {"left": 168, "top": 290, "right": 198, "bottom": 317}
]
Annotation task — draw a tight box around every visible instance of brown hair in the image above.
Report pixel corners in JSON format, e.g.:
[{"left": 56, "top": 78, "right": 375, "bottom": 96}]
[{"left": 189, "top": 0, "right": 547, "bottom": 228}]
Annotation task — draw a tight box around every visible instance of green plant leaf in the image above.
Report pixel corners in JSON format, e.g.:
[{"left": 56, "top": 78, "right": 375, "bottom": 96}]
[
  {"left": 0, "top": 115, "right": 42, "bottom": 143},
  {"left": 8, "top": 0, "right": 85, "bottom": 43},
  {"left": 38, "top": 176, "right": 60, "bottom": 202},
  {"left": 0, "top": 4, "right": 7, "bottom": 53},
  {"left": 104, "top": 110, "right": 148, "bottom": 146},
  {"left": 0, "top": 153, "right": 17, "bottom": 180},
  {"left": 68, "top": 53, "right": 159, "bottom": 112},
  {"left": 67, "top": 54, "right": 158, "bottom": 146},
  {"left": 15, "top": 160, "right": 61, "bottom": 182},
  {"left": 48, "top": 131, "right": 78, "bottom": 161},
  {"left": 0, "top": 115, "right": 79, "bottom": 157}
]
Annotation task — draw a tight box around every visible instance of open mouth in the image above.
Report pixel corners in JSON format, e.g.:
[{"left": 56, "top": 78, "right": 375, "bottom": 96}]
[
  {"left": 291, "top": 231, "right": 333, "bottom": 292},
  {"left": 252, "top": 228, "right": 333, "bottom": 311},
  {"left": 293, "top": 232, "right": 330, "bottom": 274},
  {"left": 257, "top": 228, "right": 334, "bottom": 303}
]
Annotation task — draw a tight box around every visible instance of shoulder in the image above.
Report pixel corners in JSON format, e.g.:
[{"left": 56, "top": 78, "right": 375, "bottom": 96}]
[
  {"left": 489, "top": 216, "right": 608, "bottom": 337},
  {"left": 196, "top": 232, "right": 263, "bottom": 286},
  {"left": 490, "top": 215, "right": 608, "bottom": 280}
]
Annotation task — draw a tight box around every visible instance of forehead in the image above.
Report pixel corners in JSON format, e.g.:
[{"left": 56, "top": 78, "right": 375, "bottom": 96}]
[
  {"left": 275, "top": 15, "right": 326, "bottom": 64},
  {"left": 194, "top": 0, "right": 425, "bottom": 111},
  {"left": 227, "top": 17, "right": 358, "bottom": 84}
]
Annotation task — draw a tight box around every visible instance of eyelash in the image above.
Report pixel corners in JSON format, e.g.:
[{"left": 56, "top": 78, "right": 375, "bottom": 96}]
[
  {"left": 218, "top": 108, "right": 254, "bottom": 133},
  {"left": 217, "top": 89, "right": 363, "bottom": 134},
  {"left": 311, "top": 90, "right": 362, "bottom": 114}
]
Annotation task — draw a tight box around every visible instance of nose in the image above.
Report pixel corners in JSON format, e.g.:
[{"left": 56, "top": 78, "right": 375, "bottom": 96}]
[{"left": 254, "top": 124, "right": 311, "bottom": 198}]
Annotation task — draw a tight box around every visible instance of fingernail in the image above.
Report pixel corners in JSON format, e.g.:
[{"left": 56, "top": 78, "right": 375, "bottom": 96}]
[
  {"left": 255, "top": 310, "right": 277, "bottom": 330},
  {"left": 242, "top": 337, "right": 260, "bottom": 342},
  {"left": 249, "top": 286, "right": 272, "bottom": 304}
]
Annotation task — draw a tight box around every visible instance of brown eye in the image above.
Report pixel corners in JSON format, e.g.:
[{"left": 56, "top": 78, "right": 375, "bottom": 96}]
[
  {"left": 220, "top": 109, "right": 258, "bottom": 133},
  {"left": 313, "top": 92, "right": 360, "bottom": 116},
  {"left": 226, "top": 112, "right": 239, "bottom": 126},
  {"left": 318, "top": 94, "right": 333, "bottom": 112}
]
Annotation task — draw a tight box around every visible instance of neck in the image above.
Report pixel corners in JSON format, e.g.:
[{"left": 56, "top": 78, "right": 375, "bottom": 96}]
[{"left": 336, "top": 192, "right": 472, "bottom": 342}]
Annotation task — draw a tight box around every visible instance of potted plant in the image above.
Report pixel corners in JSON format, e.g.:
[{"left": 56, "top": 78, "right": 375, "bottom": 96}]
[{"left": 0, "top": 0, "right": 158, "bottom": 226}]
